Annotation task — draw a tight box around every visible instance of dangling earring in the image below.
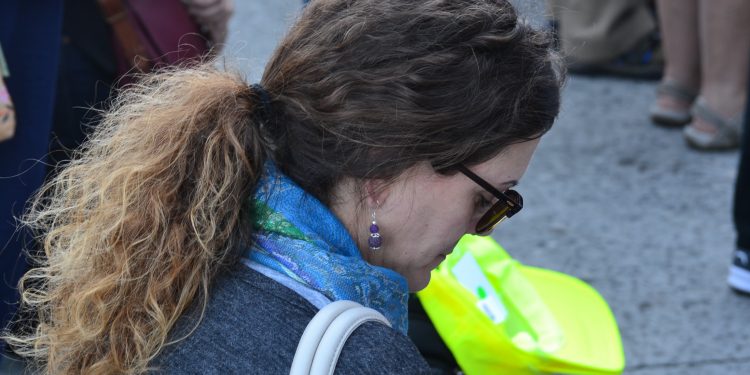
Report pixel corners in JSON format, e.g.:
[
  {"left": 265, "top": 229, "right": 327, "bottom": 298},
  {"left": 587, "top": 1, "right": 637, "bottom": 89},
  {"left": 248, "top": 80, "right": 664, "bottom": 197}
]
[{"left": 368, "top": 203, "right": 382, "bottom": 251}]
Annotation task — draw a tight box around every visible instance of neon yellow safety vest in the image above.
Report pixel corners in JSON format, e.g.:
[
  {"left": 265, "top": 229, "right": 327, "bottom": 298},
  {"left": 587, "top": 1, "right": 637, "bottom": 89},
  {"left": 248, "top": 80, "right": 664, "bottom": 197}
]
[{"left": 416, "top": 235, "right": 625, "bottom": 375}]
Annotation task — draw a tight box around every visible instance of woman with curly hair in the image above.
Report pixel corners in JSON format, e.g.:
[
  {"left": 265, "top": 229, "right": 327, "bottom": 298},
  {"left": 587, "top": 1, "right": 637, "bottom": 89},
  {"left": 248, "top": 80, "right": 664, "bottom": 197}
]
[{"left": 3, "top": 0, "right": 563, "bottom": 373}]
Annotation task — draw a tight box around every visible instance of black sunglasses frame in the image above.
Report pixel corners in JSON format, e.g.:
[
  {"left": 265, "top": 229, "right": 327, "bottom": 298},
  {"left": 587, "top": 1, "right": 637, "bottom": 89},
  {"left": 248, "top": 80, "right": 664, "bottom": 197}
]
[{"left": 456, "top": 164, "right": 523, "bottom": 234}]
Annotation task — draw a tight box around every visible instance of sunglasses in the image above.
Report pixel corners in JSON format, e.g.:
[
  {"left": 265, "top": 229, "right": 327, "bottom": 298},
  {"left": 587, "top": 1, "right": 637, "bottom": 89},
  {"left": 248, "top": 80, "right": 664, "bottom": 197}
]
[{"left": 456, "top": 164, "right": 523, "bottom": 234}]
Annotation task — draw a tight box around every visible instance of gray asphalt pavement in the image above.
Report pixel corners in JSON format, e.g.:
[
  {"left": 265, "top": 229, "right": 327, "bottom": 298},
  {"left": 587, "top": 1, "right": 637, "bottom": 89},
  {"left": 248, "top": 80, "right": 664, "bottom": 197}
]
[{"left": 227, "top": 1, "right": 749, "bottom": 374}]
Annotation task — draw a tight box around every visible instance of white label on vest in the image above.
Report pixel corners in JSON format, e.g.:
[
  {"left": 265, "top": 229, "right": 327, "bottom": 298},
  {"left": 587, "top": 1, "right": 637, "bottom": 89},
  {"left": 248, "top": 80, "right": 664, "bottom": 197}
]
[{"left": 451, "top": 252, "right": 508, "bottom": 324}]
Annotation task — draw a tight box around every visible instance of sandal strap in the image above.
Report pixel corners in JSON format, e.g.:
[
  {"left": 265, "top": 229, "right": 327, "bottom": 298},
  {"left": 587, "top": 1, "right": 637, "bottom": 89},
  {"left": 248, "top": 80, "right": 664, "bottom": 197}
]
[
  {"left": 657, "top": 80, "right": 698, "bottom": 103},
  {"left": 692, "top": 98, "right": 743, "bottom": 137}
]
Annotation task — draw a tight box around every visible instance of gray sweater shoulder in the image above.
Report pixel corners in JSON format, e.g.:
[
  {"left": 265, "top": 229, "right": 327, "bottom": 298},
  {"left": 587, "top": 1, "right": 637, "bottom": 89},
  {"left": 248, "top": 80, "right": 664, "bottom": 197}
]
[{"left": 150, "top": 265, "right": 430, "bottom": 374}]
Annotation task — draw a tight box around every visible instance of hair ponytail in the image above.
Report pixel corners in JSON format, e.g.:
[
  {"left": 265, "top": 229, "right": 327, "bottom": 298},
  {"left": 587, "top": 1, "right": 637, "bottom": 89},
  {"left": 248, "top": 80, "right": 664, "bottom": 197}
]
[{"left": 4, "top": 64, "right": 267, "bottom": 374}]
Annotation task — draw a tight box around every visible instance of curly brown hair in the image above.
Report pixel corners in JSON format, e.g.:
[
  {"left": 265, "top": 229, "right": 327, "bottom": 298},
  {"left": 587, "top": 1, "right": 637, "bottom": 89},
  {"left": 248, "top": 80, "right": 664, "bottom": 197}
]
[{"left": 4, "top": 0, "right": 563, "bottom": 373}]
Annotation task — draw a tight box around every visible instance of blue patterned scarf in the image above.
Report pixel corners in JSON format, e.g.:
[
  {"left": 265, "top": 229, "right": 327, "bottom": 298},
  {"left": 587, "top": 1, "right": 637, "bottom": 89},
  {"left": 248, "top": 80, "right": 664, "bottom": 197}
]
[{"left": 243, "top": 163, "right": 409, "bottom": 334}]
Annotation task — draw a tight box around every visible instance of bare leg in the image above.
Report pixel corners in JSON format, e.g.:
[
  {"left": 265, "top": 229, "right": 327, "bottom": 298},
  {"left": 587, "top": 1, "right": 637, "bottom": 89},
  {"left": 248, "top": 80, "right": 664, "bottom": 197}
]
[
  {"left": 690, "top": 0, "right": 750, "bottom": 134},
  {"left": 655, "top": 0, "right": 700, "bottom": 113}
]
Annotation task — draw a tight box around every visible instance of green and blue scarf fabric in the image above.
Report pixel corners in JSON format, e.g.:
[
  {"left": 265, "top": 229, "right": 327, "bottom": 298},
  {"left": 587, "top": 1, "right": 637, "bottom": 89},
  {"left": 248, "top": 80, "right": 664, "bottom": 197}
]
[{"left": 243, "top": 163, "right": 409, "bottom": 334}]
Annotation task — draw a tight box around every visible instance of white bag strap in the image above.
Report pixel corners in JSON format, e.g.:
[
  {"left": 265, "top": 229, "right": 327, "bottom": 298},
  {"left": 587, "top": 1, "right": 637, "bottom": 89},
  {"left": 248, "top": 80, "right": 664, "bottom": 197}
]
[{"left": 290, "top": 300, "right": 391, "bottom": 375}]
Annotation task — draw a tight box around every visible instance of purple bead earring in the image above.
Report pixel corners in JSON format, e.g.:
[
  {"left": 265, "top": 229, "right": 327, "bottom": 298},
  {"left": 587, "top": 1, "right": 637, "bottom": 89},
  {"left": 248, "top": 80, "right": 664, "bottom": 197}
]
[{"left": 368, "top": 205, "right": 382, "bottom": 251}]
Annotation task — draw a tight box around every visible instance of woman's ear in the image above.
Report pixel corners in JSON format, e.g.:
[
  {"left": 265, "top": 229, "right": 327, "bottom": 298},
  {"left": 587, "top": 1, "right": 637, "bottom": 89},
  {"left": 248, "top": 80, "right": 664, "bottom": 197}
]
[{"left": 363, "top": 179, "right": 390, "bottom": 209}]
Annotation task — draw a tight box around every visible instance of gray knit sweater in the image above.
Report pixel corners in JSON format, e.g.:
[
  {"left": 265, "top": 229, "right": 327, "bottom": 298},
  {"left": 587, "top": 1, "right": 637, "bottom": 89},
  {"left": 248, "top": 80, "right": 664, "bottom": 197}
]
[{"left": 150, "top": 265, "right": 431, "bottom": 374}]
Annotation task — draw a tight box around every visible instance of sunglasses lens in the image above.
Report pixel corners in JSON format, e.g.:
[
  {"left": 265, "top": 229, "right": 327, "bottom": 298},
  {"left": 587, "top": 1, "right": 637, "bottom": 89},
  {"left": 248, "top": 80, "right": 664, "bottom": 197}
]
[
  {"left": 475, "top": 190, "right": 523, "bottom": 234},
  {"left": 476, "top": 202, "right": 511, "bottom": 234}
]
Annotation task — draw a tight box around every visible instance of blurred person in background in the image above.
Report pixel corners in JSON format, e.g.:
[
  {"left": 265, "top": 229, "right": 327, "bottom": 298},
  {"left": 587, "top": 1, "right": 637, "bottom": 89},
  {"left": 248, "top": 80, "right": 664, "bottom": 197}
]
[
  {"left": 48, "top": 0, "right": 117, "bottom": 177},
  {"left": 728, "top": 70, "right": 750, "bottom": 295},
  {"left": 547, "top": 0, "right": 662, "bottom": 79},
  {"left": 184, "top": 0, "right": 234, "bottom": 47},
  {"left": 50, "top": 0, "right": 233, "bottom": 177},
  {"left": 649, "top": 0, "right": 750, "bottom": 150},
  {"left": 0, "top": 2, "right": 63, "bottom": 371},
  {"left": 2, "top": 0, "right": 562, "bottom": 373}
]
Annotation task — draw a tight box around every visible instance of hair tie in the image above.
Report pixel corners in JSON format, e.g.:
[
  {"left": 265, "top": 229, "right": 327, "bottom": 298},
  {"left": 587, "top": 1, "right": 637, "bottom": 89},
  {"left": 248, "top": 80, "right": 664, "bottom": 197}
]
[{"left": 250, "top": 83, "right": 273, "bottom": 123}]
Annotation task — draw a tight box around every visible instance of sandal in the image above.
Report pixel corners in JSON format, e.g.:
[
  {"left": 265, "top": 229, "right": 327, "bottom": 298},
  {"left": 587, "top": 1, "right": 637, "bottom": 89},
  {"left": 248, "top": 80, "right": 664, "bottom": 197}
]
[
  {"left": 650, "top": 80, "right": 698, "bottom": 127},
  {"left": 683, "top": 97, "right": 744, "bottom": 150}
]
